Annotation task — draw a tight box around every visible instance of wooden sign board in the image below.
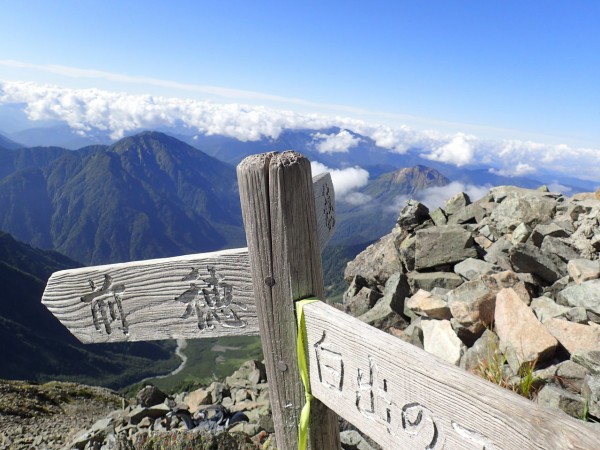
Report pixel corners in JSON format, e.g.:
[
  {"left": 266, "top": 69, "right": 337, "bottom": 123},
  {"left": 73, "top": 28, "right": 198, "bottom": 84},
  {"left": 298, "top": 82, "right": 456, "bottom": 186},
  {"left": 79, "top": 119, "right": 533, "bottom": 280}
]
[
  {"left": 302, "top": 301, "right": 600, "bottom": 450},
  {"left": 312, "top": 172, "right": 336, "bottom": 251},
  {"left": 42, "top": 248, "right": 257, "bottom": 343},
  {"left": 42, "top": 173, "right": 335, "bottom": 344}
]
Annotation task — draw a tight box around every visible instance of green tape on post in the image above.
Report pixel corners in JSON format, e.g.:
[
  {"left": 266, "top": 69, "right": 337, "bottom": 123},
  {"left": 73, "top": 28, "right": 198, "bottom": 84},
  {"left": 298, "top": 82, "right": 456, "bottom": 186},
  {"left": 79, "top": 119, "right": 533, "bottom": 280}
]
[{"left": 296, "top": 298, "right": 319, "bottom": 450}]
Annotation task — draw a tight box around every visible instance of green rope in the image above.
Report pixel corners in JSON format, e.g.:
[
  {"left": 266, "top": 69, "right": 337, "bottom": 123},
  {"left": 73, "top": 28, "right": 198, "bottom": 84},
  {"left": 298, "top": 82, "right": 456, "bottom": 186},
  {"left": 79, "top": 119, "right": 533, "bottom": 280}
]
[{"left": 296, "top": 298, "right": 319, "bottom": 450}]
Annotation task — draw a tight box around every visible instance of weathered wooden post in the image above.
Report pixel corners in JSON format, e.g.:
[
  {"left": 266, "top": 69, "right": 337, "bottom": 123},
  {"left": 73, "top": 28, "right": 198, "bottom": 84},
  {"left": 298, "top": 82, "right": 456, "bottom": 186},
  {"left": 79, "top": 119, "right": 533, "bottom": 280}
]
[{"left": 237, "top": 152, "right": 341, "bottom": 449}]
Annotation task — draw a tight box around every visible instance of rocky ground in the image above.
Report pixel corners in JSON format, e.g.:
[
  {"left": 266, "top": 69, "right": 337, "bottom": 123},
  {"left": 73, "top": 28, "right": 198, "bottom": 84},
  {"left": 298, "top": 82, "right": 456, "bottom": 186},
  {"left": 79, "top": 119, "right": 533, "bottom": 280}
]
[
  {"left": 0, "top": 380, "right": 123, "bottom": 449},
  {"left": 343, "top": 185, "right": 600, "bottom": 424},
  {"left": 0, "top": 360, "right": 377, "bottom": 450}
]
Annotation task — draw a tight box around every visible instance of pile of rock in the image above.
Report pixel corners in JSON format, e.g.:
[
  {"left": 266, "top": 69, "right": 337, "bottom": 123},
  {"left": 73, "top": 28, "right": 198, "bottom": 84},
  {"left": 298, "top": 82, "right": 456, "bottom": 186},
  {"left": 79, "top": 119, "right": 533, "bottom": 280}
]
[
  {"left": 64, "top": 360, "right": 274, "bottom": 449},
  {"left": 0, "top": 380, "right": 123, "bottom": 450},
  {"left": 343, "top": 185, "right": 600, "bottom": 422},
  {"left": 63, "top": 360, "right": 379, "bottom": 450}
]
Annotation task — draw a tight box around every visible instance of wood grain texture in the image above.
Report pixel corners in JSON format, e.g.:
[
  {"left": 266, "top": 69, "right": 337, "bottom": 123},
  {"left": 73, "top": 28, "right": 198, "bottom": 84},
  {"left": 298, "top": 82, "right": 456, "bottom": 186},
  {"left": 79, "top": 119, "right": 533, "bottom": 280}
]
[
  {"left": 42, "top": 248, "right": 258, "bottom": 343},
  {"left": 238, "top": 152, "right": 340, "bottom": 450},
  {"left": 312, "top": 172, "right": 336, "bottom": 252},
  {"left": 303, "top": 301, "right": 600, "bottom": 450}
]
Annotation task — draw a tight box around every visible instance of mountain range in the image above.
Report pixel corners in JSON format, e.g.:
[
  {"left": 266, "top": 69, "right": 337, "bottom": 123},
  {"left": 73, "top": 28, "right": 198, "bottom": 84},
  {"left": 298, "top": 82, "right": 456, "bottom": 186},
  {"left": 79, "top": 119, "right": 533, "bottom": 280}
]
[
  {"left": 0, "top": 132, "right": 244, "bottom": 266},
  {"left": 0, "top": 231, "right": 179, "bottom": 388},
  {"left": 0, "top": 131, "right": 21, "bottom": 150},
  {"left": 7, "top": 123, "right": 594, "bottom": 192},
  {"left": 0, "top": 130, "right": 464, "bottom": 266}
]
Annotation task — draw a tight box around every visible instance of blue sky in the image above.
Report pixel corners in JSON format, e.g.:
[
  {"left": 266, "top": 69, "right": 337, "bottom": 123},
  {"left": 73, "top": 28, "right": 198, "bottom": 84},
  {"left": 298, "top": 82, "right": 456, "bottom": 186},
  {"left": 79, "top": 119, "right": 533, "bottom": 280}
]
[{"left": 1, "top": 1, "right": 598, "bottom": 147}]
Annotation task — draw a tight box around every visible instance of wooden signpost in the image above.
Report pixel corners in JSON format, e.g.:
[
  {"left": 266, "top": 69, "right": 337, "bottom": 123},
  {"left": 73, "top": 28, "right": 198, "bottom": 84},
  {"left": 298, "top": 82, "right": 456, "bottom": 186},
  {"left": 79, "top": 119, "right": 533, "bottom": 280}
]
[
  {"left": 41, "top": 170, "right": 335, "bottom": 344},
  {"left": 302, "top": 302, "right": 600, "bottom": 450},
  {"left": 42, "top": 151, "right": 600, "bottom": 450}
]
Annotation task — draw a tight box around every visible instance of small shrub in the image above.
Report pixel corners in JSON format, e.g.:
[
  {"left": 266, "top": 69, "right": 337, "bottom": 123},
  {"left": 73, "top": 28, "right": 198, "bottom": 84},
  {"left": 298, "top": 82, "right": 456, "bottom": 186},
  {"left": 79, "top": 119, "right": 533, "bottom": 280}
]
[{"left": 474, "top": 337, "right": 542, "bottom": 400}]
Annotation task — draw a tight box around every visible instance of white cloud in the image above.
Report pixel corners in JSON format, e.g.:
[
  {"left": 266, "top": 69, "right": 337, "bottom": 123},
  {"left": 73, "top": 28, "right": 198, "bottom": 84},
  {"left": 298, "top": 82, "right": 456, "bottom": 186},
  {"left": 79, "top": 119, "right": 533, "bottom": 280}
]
[
  {"left": 1, "top": 80, "right": 600, "bottom": 181},
  {"left": 0, "top": 80, "right": 446, "bottom": 152},
  {"left": 311, "top": 161, "right": 370, "bottom": 204},
  {"left": 547, "top": 182, "right": 573, "bottom": 195},
  {"left": 312, "top": 129, "right": 360, "bottom": 153},
  {"left": 489, "top": 162, "right": 536, "bottom": 177},
  {"left": 344, "top": 192, "right": 372, "bottom": 206},
  {"left": 417, "top": 182, "right": 490, "bottom": 209},
  {"left": 387, "top": 182, "right": 490, "bottom": 213},
  {"left": 514, "top": 163, "right": 535, "bottom": 176},
  {"left": 423, "top": 132, "right": 476, "bottom": 166}
]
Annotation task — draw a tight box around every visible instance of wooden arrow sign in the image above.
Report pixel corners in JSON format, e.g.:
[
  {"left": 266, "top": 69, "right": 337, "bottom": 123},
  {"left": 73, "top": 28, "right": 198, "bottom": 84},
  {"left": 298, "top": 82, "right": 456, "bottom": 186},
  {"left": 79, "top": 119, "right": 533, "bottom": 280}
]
[{"left": 42, "top": 173, "right": 335, "bottom": 344}]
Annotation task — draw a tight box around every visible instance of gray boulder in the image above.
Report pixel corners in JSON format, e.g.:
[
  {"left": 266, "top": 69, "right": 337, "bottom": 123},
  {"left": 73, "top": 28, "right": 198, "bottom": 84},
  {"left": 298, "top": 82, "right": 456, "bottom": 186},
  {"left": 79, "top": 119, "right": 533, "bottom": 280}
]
[
  {"left": 568, "top": 259, "right": 600, "bottom": 284},
  {"left": 454, "top": 258, "right": 497, "bottom": 281},
  {"left": 407, "top": 271, "right": 463, "bottom": 293},
  {"left": 483, "top": 237, "right": 513, "bottom": 271},
  {"left": 414, "top": 225, "right": 477, "bottom": 270},
  {"left": 489, "top": 188, "right": 558, "bottom": 233},
  {"left": 429, "top": 207, "right": 447, "bottom": 226},
  {"left": 566, "top": 306, "right": 589, "bottom": 324},
  {"left": 67, "top": 417, "right": 115, "bottom": 450},
  {"left": 511, "top": 222, "right": 531, "bottom": 244},
  {"left": 572, "top": 350, "right": 600, "bottom": 375},
  {"left": 540, "top": 236, "right": 581, "bottom": 263},
  {"left": 345, "top": 233, "right": 401, "bottom": 288},
  {"left": 509, "top": 243, "right": 565, "bottom": 284},
  {"left": 395, "top": 232, "right": 416, "bottom": 272},
  {"left": 447, "top": 279, "right": 496, "bottom": 344},
  {"left": 447, "top": 271, "right": 530, "bottom": 345},
  {"left": 357, "top": 272, "right": 410, "bottom": 330},
  {"left": 340, "top": 430, "right": 378, "bottom": 450},
  {"left": 557, "top": 280, "right": 600, "bottom": 316},
  {"left": 544, "top": 276, "right": 572, "bottom": 302},
  {"left": 395, "top": 317, "right": 424, "bottom": 349},
  {"left": 444, "top": 192, "right": 471, "bottom": 216},
  {"left": 529, "top": 223, "right": 570, "bottom": 247},
  {"left": 530, "top": 296, "right": 569, "bottom": 323},
  {"left": 536, "top": 385, "right": 586, "bottom": 419},
  {"left": 448, "top": 203, "right": 487, "bottom": 225},
  {"left": 582, "top": 375, "right": 600, "bottom": 418},
  {"left": 554, "top": 360, "right": 591, "bottom": 394},
  {"left": 396, "top": 200, "right": 430, "bottom": 232},
  {"left": 225, "top": 360, "right": 266, "bottom": 388},
  {"left": 460, "top": 329, "right": 500, "bottom": 373},
  {"left": 136, "top": 385, "right": 167, "bottom": 408},
  {"left": 345, "top": 287, "right": 383, "bottom": 317}
]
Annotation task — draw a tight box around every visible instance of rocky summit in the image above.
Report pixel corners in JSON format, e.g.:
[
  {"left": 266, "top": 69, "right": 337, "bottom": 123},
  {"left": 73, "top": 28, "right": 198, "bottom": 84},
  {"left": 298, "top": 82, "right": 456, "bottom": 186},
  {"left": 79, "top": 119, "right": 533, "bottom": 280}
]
[
  {"left": 2, "top": 359, "right": 379, "bottom": 450},
  {"left": 343, "top": 185, "right": 600, "bottom": 423}
]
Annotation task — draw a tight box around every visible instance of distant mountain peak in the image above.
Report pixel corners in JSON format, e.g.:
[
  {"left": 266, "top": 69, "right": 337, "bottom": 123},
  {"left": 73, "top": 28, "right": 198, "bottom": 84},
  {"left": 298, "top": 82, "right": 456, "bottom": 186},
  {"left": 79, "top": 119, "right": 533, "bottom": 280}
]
[
  {"left": 370, "top": 165, "right": 450, "bottom": 196},
  {"left": 0, "top": 131, "right": 22, "bottom": 150},
  {"left": 0, "top": 133, "right": 245, "bottom": 265}
]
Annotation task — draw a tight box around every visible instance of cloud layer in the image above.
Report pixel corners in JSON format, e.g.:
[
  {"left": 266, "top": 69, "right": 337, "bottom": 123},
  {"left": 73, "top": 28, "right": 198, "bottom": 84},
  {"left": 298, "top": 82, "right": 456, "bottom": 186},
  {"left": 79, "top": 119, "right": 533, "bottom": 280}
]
[
  {"left": 387, "top": 181, "right": 491, "bottom": 213},
  {"left": 423, "top": 132, "right": 475, "bottom": 167},
  {"left": 1, "top": 80, "right": 600, "bottom": 180},
  {"left": 311, "top": 161, "right": 370, "bottom": 204},
  {"left": 312, "top": 129, "right": 360, "bottom": 153}
]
